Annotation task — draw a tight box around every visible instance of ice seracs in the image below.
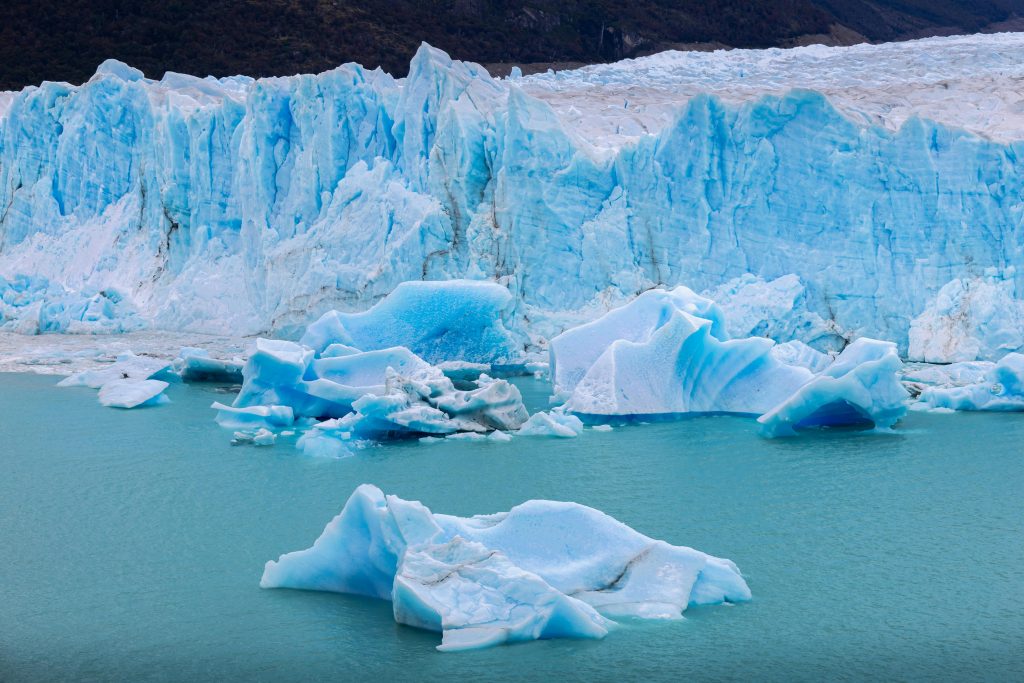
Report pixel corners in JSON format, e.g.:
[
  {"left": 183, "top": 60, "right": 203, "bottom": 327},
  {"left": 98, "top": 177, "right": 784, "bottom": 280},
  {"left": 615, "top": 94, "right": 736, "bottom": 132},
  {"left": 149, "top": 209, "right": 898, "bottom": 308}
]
[
  {"left": 908, "top": 271, "right": 1024, "bottom": 363},
  {"left": 4, "top": 36, "right": 1024, "bottom": 355},
  {"left": 260, "top": 484, "right": 750, "bottom": 651}
]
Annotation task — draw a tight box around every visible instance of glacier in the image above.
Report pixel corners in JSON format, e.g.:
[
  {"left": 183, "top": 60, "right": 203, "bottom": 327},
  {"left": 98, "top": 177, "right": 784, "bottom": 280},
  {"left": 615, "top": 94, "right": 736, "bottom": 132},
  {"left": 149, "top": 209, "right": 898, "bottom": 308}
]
[
  {"left": 3, "top": 34, "right": 1024, "bottom": 360},
  {"left": 260, "top": 484, "right": 750, "bottom": 651}
]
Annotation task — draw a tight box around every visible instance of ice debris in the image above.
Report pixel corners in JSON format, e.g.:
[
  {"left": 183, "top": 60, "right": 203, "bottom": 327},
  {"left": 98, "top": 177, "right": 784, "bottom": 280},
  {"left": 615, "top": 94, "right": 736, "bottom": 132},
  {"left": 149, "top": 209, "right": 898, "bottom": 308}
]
[
  {"left": 56, "top": 352, "right": 172, "bottom": 408},
  {"left": 97, "top": 379, "right": 170, "bottom": 408},
  {"left": 174, "top": 347, "right": 244, "bottom": 383},
  {"left": 517, "top": 411, "right": 585, "bottom": 438},
  {"left": 260, "top": 484, "right": 750, "bottom": 651},
  {"left": 916, "top": 353, "right": 1024, "bottom": 411},
  {"left": 908, "top": 270, "right": 1024, "bottom": 363}
]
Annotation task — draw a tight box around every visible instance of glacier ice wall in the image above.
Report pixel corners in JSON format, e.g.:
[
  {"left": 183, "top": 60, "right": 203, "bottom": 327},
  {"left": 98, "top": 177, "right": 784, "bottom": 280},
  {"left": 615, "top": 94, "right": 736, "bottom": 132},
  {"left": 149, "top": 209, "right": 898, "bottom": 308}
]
[{"left": 2, "top": 36, "right": 1023, "bottom": 354}]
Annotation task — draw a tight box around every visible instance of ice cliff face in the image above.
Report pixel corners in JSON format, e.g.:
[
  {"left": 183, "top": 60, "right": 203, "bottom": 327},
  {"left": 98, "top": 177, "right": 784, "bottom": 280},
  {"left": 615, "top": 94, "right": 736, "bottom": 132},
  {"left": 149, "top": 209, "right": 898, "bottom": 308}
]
[{"left": 2, "top": 35, "right": 1024, "bottom": 354}]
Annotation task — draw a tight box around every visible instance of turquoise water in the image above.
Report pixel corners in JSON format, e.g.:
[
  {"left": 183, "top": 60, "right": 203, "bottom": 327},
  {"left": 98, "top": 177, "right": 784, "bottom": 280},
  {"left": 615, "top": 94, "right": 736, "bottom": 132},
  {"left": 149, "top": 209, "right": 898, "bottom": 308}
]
[{"left": 1, "top": 372, "right": 1022, "bottom": 681}]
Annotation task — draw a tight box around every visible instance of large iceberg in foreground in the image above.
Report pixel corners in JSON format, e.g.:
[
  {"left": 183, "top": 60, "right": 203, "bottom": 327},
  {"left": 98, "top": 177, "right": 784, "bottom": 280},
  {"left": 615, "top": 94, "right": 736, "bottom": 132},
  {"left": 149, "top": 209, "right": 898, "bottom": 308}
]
[
  {"left": 757, "top": 339, "right": 909, "bottom": 437},
  {"left": 261, "top": 484, "right": 749, "bottom": 651},
  {"left": 916, "top": 353, "right": 1024, "bottom": 412}
]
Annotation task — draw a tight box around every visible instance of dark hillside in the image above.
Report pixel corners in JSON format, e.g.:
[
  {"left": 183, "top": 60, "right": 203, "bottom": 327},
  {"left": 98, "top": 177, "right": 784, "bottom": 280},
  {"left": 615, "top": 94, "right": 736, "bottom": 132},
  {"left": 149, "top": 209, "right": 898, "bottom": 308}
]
[{"left": 0, "top": 0, "right": 1020, "bottom": 90}]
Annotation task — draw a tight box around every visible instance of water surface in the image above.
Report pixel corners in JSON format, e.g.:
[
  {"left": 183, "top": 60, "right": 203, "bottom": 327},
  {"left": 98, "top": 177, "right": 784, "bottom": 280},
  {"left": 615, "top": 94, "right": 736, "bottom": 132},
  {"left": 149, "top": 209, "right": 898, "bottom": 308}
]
[{"left": 1, "top": 373, "right": 1022, "bottom": 681}]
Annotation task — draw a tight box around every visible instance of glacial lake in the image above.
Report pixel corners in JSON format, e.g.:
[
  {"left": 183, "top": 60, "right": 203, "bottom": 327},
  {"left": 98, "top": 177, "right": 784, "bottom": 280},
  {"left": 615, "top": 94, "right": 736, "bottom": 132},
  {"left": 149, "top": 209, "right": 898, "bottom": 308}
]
[{"left": 2, "top": 372, "right": 1022, "bottom": 681}]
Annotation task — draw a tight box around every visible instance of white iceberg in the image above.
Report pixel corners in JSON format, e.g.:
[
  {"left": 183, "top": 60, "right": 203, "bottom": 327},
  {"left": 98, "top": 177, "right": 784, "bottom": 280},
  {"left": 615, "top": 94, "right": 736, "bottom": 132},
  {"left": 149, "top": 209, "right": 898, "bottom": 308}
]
[
  {"left": 212, "top": 402, "right": 295, "bottom": 430},
  {"left": 757, "top": 339, "right": 909, "bottom": 437},
  {"left": 560, "top": 305, "right": 811, "bottom": 417},
  {"left": 916, "top": 352, "right": 1024, "bottom": 411},
  {"left": 517, "top": 411, "right": 585, "bottom": 438},
  {"left": 549, "top": 286, "right": 727, "bottom": 399},
  {"left": 174, "top": 347, "right": 244, "bottom": 384},
  {"left": 227, "top": 333, "right": 528, "bottom": 442},
  {"left": 260, "top": 485, "right": 750, "bottom": 651},
  {"left": 56, "top": 352, "right": 171, "bottom": 389},
  {"left": 97, "top": 379, "right": 170, "bottom": 408}
]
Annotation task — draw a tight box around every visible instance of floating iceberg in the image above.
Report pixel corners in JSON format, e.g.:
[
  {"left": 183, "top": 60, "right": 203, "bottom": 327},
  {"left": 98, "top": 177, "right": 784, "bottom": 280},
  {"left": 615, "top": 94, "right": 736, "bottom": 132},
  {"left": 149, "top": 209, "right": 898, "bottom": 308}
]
[
  {"left": 549, "top": 286, "right": 727, "bottom": 399},
  {"left": 916, "top": 353, "right": 1024, "bottom": 411},
  {"left": 56, "top": 352, "right": 172, "bottom": 389},
  {"left": 555, "top": 292, "right": 811, "bottom": 417},
  {"left": 757, "top": 339, "right": 909, "bottom": 437},
  {"left": 300, "top": 280, "right": 524, "bottom": 365},
  {"left": 261, "top": 484, "right": 749, "bottom": 651},
  {"left": 212, "top": 402, "right": 295, "bottom": 431},
  {"left": 97, "top": 379, "right": 170, "bottom": 408},
  {"left": 225, "top": 329, "right": 528, "bottom": 445},
  {"left": 908, "top": 271, "right": 1024, "bottom": 363},
  {"left": 56, "top": 351, "right": 174, "bottom": 409},
  {"left": 516, "top": 411, "right": 585, "bottom": 438},
  {"left": 174, "top": 347, "right": 244, "bottom": 384}
]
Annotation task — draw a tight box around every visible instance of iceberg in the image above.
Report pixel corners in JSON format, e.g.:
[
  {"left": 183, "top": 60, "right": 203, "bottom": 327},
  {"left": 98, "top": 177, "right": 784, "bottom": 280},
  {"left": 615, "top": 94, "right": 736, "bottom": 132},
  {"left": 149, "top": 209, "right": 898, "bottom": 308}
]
[
  {"left": 173, "top": 347, "right": 244, "bottom": 384},
  {"left": 97, "top": 379, "right": 170, "bottom": 408},
  {"left": 554, "top": 292, "right": 812, "bottom": 417},
  {"left": 516, "top": 411, "right": 585, "bottom": 438},
  {"left": 56, "top": 352, "right": 172, "bottom": 389},
  {"left": 916, "top": 353, "right": 1024, "bottom": 411},
  {"left": 300, "top": 280, "right": 523, "bottom": 365},
  {"left": 212, "top": 402, "right": 295, "bottom": 431},
  {"left": 757, "top": 339, "right": 909, "bottom": 437},
  {"left": 549, "top": 286, "right": 727, "bottom": 400},
  {"left": 260, "top": 484, "right": 749, "bottom": 651}
]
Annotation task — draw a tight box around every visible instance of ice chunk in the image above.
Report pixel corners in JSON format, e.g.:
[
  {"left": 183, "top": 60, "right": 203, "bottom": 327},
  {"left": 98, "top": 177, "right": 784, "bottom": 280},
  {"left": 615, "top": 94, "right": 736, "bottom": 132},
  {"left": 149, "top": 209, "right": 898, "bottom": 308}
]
[
  {"left": 212, "top": 402, "right": 295, "bottom": 430},
  {"left": 261, "top": 485, "right": 749, "bottom": 651},
  {"left": 757, "top": 339, "right": 909, "bottom": 437},
  {"left": 300, "top": 281, "right": 523, "bottom": 364},
  {"left": 253, "top": 428, "right": 277, "bottom": 446},
  {"left": 908, "top": 272, "right": 1024, "bottom": 362},
  {"left": 561, "top": 308, "right": 812, "bottom": 416},
  {"left": 57, "top": 352, "right": 171, "bottom": 389},
  {"left": 916, "top": 353, "right": 1024, "bottom": 411},
  {"left": 174, "top": 348, "right": 244, "bottom": 384},
  {"left": 296, "top": 423, "right": 353, "bottom": 458},
  {"left": 771, "top": 340, "right": 833, "bottom": 374},
  {"left": 517, "top": 411, "right": 584, "bottom": 438},
  {"left": 338, "top": 369, "right": 527, "bottom": 438},
  {"left": 394, "top": 536, "right": 610, "bottom": 652},
  {"left": 97, "top": 379, "right": 170, "bottom": 408},
  {"left": 549, "top": 286, "right": 727, "bottom": 398}
]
